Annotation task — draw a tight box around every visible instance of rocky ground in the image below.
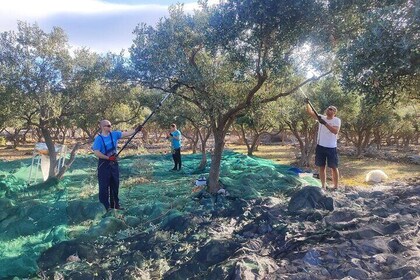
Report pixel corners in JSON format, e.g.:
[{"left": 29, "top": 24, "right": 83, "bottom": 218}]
[
  {"left": 340, "top": 145, "right": 420, "bottom": 165},
  {"left": 36, "top": 177, "right": 420, "bottom": 280}
]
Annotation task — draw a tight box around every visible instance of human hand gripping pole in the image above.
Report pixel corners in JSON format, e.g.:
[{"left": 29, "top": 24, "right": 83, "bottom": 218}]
[
  {"left": 302, "top": 90, "right": 326, "bottom": 125},
  {"left": 317, "top": 116, "right": 327, "bottom": 125},
  {"left": 116, "top": 91, "right": 173, "bottom": 157}
]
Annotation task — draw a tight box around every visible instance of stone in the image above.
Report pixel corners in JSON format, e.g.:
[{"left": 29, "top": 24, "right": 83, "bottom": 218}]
[
  {"left": 113, "top": 265, "right": 150, "bottom": 280},
  {"left": 287, "top": 186, "right": 334, "bottom": 213},
  {"left": 160, "top": 210, "right": 190, "bottom": 232},
  {"left": 345, "top": 227, "right": 384, "bottom": 240},
  {"left": 196, "top": 239, "right": 241, "bottom": 266},
  {"left": 387, "top": 238, "right": 407, "bottom": 253},
  {"left": 257, "top": 223, "right": 272, "bottom": 234},
  {"left": 365, "top": 170, "right": 388, "bottom": 183},
  {"left": 0, "top": 198, "right": 14, "bottom": 221},
  {"left": 0, "top": 182, "right": 8, "bottom": 198},
  {"left": 348, "top": 268, "right": 369, "bottom": 280},
  {"left": 381, "top": 222, "right": 401, "bottom": 235},
  {"left": 125, "top": 215, "right": 141, "bottom": 227},
  {"left": 406, "top": 155, "right": 420, "bottom": 165},
  {"left": 303, "top": 249, "right": 321, "bottom": 266},
  {"left": 66, "top": 201, "right": 105, "bottom": 224},
  {"left": 38, "top": 240, "right": 98, "bottom": 270},
  {"left": 389, "top": 266, "right": 416, "bottom": 278},
  {"left": 232, "top": 255, "right": 279, "bottom": 280},
  {"left": 371, "top": 207, "right": 390, "bottom": 218},
  {"left": 352, "top": 239, "right": 388, "bottom": 256},
  {"left": 83, "top": 217, "right": 128, "bottom": 238},
  {"left": 325, "top": 209, "right": 359, "bottom": 224}
]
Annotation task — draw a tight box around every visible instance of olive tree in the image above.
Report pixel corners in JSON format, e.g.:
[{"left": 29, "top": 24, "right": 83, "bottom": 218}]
[
  {"left": 0, "top": 22, "right": 76, "bottom": 179},
  {"left": 337, "top": 0, "right": 419, "bottom": 104},
  {"left": 130, "top": 1, "right": 330, "bottom": 192},
  {"left": 234, "top": 101, "right": 279, "bottom": 156}
]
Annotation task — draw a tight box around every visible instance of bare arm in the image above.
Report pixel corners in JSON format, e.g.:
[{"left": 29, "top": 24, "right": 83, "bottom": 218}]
[
  {"left": 324, "top": 123, "right": 340, "bottom": 135},
  {"left": 93, "top": 150, "right": 110, "bottom": 160},
  {"left": 325, "top": 117, "right": 341, "bottom": 134},
  {"left": 316, "top": 114, "right": 340, "bottom": 135},
  {"left": 121, "top": 129, "right": 137, "bottom": 138},
  {"left": 122, "top": 124, "right": 143, "bottom": 138},
  {"left": 306, "top": 104, "right": 318, "bottom": 120}
]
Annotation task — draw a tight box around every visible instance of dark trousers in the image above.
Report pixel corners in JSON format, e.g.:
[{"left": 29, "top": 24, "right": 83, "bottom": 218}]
[
  {"left": 98, "top": 159, "right": 120, "bottom": 210},
  {"left": 315, "top": 145, "right": 339, "bottom": 168},
  {"left": 172, "top": 148, "right": 182, "bottom": 170}
]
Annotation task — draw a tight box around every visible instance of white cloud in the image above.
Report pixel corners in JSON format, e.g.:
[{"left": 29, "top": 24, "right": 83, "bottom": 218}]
[
  {"left": 0, "top": 0, "right": 222, "bottom": 53},
  {"left": 0, "top": 0, "right": 168, "bottom": 31},
  {"left": 0, "top": 0, "right": 169, "bottom": 52},
  {"left": 0, "top": 0, "right": 222, "bottom": 31},
  {"left": 1, "top": 0, "right": 167, "bottom": 18}
]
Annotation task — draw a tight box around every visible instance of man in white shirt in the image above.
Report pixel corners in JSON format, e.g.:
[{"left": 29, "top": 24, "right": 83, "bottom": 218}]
[{"left": 306, "top": 102, "right": 341, "bottom": 189}]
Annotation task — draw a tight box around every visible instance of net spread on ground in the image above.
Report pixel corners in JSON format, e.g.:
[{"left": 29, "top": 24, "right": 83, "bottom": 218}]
[{"left": 0, "top": 150, "right": 319, "bottom": 278}]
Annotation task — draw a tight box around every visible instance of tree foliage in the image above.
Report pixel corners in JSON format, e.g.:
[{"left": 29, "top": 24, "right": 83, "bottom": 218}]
[
  {"left": 234, "top": 101, "right": 278, "bottom": 156},
  {"left": 1, "top": 0, "right": 417, "bottom": 186},
  {"left": 130, "top": 0, "right": 330, "bottom": 192},
  {"left": 0, "top": 22, "right": 75, "bottom": 177},
  {"left": 337, "top": 0, "right": 419, "bottom": 104},
  {"left": 278, "top": 77, "right": 354, "bottom": 166},
  {"left": 0, "top": 23, "right": 145, "bottom": 178}
]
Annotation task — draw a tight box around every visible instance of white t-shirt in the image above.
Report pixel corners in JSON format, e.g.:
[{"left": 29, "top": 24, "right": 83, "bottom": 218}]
[{"left": 317, "top": 115, "right": 341, "bottom": 148}]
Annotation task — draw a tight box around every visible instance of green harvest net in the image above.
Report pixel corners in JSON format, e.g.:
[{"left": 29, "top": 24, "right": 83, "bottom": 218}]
[{"left": 0, "top": 150, "right": 320, "bottom": 278}]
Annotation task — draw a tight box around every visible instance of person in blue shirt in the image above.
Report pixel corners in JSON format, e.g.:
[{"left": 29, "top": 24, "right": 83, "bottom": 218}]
[
  {"left": 92, "top": 120, "right": 141, "bottom": 211},
  {"left": 167, "top": 123, "right": 182, "bottom": 171}
]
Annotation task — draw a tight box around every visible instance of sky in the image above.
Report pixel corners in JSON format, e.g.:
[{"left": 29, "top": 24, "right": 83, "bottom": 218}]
[{"left": 0, "top": 0, "right": 218, "bottom": 53}]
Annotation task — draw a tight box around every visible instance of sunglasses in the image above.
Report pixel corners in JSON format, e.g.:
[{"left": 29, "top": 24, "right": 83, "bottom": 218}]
[{"left": 104, "top": 125, "right": 112, "bottom": 128}]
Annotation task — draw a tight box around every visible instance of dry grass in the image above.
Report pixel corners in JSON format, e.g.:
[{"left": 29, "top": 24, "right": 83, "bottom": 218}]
[
  {"left": 226, "top": 143, "right": 297, "bottom": 165},
  {"left": 0, "top": 144, "right": 35, "bottom": 160},
  {"left": 339, "top": 155, "right": 420, "bottom": 187},
  {"left": 226, "top": 143, "right": 420, "bottom": 187},
  {"left": 2, "top": 142, "right": 419, "bottom": 187}
]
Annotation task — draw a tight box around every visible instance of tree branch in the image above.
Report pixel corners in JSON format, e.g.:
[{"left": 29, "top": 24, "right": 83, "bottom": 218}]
[{"left": 260, "top": 70, "right": 333, "bottom": 104}]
